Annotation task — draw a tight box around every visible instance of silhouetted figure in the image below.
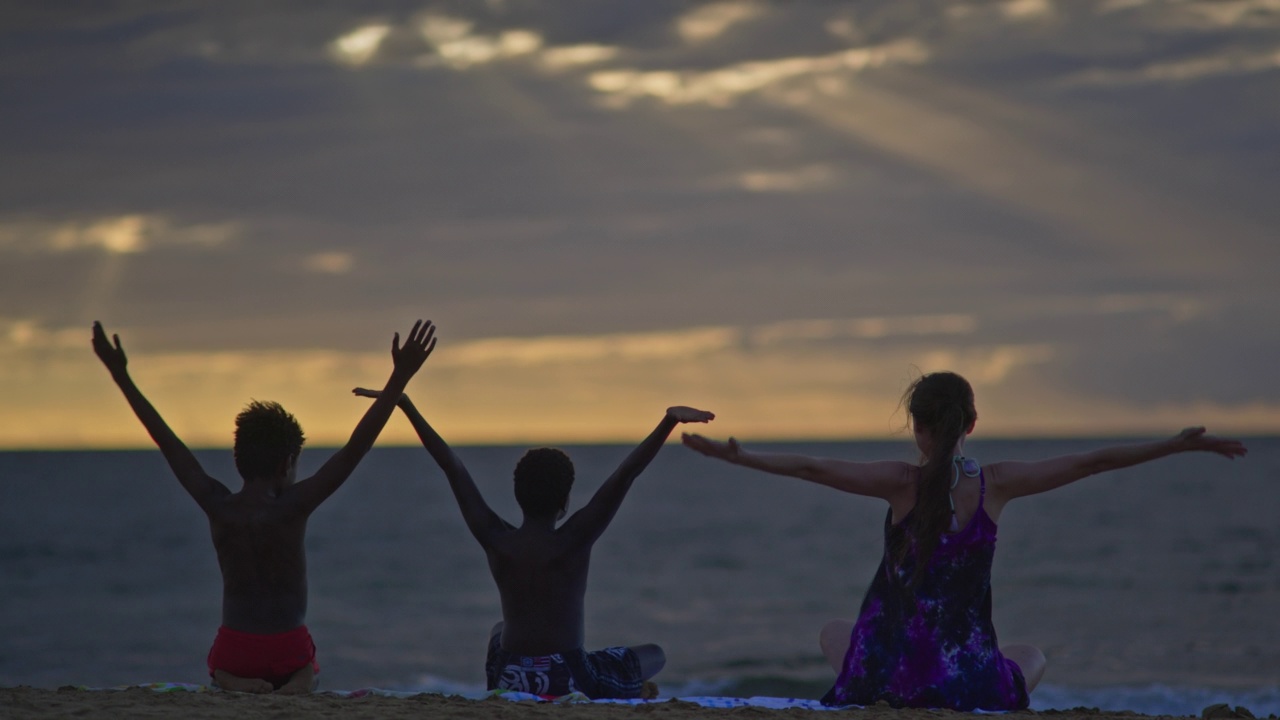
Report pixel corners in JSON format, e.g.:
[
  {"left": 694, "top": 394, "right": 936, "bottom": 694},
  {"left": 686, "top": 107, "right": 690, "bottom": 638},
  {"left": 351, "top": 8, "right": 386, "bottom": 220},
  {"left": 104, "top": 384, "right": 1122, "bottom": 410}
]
[
  {"left": 92, "top": 319, "right": 436, "bottom": 693},
  {"left": 354, "top": 338, "right": 712, "bottom": 699},
  {"left": 684, "top": 371, "right": 1246, "bottom": 710}
]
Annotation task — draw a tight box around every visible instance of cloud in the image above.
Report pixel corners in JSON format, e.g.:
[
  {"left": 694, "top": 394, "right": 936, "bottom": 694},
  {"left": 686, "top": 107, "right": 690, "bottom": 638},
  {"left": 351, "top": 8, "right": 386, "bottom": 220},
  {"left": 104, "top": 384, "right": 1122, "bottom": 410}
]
[
  {"left": 430, "top": 314, "right": 981, "bottom": 369},
  {"left": 538, "top": 44, "right": 619, "bottom": 71},
  {"left": 986, "top": 292, "right": 1215, "bottom": 326},
  {"left": 303, "top": 251, "right": 355, "bottom": 275},
  {"left": 53, "top": 215, "right": 148, "bottom": 254},
  {"left": 330, "top": 24, "right": 391, "bottom": 66},
  {"left": 586, "top": 39, "right": 929, "bottom": 107},
  {"left": 1001, "top": 0, "right": 1055, "bottom": 19},
  {"left": 749, "top": 315, "right": 978, "bottom": 346},
  {"left": 1066, "top": 48, "right": 1280, "bottom": 85},
  {"left": 733, "top": 164, "right": 838, "bottom": 193},
  {"left": 1097, "top": 0, "right": 1149, "bottom": 11},
  {"left": 1174, "top": 0, "right": 1280, "bottom": 29},
  {"left": 947, "top": 0, "right": 1055, "bottom": 22},
  {"left": 915, "top": 343, "right": 1056, "bottom": 384},
  {"left": 0, "top": 317, "right": 83, "bottom": 351},
  {"left": 429, "top": 31, "right": 543, "bottom": 69},
  {"left": 438, "top": 326, "right": 740, "bottom": 367},
  {"left": 324, "top": 12, "right": 632, "bottom": 74},
  {"left": 1087, "top": 293, "right": 1207, "bottom": 322},
  {"left": 676, "top": 1, "right": 766, "bottom": 44},
  {"left": 0, "top": 215, "right": 235, "bottom": 255},
  {"left": 327, "top": 12, "right": 629, "bottom": 72}
]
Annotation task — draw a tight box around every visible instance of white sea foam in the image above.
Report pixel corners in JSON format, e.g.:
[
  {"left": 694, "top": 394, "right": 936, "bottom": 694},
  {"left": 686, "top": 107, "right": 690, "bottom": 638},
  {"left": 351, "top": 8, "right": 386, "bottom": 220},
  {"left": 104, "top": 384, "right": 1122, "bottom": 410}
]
[
  {"left": 397, "top": 674, "right": 1280, "bottom": 717},
  {"left": 399, "top": 673, "right": 488, "bottom": 697}
]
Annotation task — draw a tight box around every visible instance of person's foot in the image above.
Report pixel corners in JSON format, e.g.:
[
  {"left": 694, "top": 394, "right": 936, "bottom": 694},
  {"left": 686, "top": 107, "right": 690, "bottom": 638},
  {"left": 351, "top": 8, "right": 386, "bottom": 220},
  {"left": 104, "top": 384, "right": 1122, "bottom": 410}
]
[
  {"left": 212, "top": 670, "right": 273, "bottom": 694},
  {"left": 274, "top": 664, "right": 316, "bottom": 695},
  {"left": 640, "top": 681, "right": 659, "bottom": 700},
  {"left": 274, "top": 680, "right": 311, "bottom": 695}
]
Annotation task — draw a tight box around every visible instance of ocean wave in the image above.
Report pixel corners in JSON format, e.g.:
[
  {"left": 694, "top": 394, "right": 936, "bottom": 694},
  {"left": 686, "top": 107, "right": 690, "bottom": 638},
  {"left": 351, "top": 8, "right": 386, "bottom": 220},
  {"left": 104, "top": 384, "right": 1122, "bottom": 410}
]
[{"left": 396, "top": 673, "right": 1280, "bottom": 716}]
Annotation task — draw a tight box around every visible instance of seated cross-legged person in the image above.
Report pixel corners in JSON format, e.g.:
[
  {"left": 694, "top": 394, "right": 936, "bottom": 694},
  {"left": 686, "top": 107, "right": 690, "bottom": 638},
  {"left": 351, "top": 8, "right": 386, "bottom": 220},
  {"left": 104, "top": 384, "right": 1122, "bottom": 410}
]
[{"left": 353, "top": 344, "right": 712, "bottom": 699}]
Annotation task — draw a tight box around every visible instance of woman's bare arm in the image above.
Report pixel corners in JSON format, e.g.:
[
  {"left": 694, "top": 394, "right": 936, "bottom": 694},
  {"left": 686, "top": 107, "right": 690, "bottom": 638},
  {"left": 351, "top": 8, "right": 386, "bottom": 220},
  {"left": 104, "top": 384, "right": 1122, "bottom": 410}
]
[
  {"left": 990, "top": 427, "right": 1247, "bottom": 502},
  {"left": 681, "top": 433, "right": 914, "bottom": 502}
]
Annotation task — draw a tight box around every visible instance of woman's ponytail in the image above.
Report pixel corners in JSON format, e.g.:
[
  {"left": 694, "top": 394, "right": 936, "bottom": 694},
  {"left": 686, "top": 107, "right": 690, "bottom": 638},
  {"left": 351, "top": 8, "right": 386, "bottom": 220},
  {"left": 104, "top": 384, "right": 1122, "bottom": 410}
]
[{"left": 893, "top": 372, "right": 976, "bottom": 589}]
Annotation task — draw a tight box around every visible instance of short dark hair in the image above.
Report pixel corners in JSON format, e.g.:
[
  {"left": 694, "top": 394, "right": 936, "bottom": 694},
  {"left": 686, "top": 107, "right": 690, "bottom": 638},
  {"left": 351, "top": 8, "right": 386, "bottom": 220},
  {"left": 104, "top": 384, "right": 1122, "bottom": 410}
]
[
  {"left": 233, "top": 400, "right": 305, "bottom": 480},
  {"left": 513, "top": 448, "right": 574, "bottom": 517}
]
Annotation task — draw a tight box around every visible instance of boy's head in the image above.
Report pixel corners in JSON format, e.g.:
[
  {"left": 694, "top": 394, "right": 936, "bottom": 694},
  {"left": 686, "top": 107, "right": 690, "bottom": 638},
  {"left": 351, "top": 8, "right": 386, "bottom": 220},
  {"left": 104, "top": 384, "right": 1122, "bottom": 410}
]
[
  {"left": 234, "top": 400, "right": 305, "bottom": 481},
  {"left": 513, "top": 448, "right": 574, "bottom": 518}
]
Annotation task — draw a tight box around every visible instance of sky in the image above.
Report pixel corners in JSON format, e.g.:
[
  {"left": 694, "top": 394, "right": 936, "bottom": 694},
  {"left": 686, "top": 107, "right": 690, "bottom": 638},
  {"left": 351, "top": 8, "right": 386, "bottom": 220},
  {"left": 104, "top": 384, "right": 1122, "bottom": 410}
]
[{"left": 1, "top": 0, "right": 1278, "bottom": 448}]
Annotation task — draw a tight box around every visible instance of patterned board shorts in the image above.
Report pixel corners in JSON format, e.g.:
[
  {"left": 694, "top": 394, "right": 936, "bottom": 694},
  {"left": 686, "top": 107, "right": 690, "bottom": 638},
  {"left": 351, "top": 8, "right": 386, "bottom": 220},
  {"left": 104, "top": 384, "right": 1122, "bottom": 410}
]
[{"left": 485, "top": 633, "right": 644, "bottom": 699}]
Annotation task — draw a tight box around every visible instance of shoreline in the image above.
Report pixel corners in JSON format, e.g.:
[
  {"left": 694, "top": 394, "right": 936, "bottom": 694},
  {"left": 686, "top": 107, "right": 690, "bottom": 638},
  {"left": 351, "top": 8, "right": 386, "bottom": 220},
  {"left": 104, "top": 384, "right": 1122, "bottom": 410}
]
[{"left": 4, "top": 686, "right": 1274, "bottom": 720}]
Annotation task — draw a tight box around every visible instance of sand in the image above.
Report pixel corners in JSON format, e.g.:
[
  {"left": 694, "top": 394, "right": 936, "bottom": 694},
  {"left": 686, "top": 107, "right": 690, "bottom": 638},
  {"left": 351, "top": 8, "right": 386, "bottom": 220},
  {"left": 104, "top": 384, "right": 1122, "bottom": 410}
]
[{"left": 5, "top": 686, "right": 1267, "bottom": 720}]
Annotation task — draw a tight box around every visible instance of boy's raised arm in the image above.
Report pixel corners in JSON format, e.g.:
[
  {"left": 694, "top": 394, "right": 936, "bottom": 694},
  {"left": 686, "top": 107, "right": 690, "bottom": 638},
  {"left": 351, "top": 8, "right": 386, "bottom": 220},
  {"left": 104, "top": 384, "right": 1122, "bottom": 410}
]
[
  {"left": 291, "top": 320, "right": 435, "bottom": 512},
  {"left": 92, "top": 321, "right": 229, "bottom": 512},
  {"left": 564, "top": 406, "right": 714, "bottom": 545},
  {"left": 353, "top": 387, "right": 510, "bottom": 546}
]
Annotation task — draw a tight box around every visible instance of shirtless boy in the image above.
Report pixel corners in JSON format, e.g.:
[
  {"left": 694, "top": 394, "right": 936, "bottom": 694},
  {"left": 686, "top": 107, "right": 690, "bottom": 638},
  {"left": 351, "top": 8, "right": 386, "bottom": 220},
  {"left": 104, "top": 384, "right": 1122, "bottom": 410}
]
[
  {"left": 93, "top": 319, "right": 435, "bottom": 694},
  {"left": 354, "top": 359, "right": 712, "bottom": 699}
]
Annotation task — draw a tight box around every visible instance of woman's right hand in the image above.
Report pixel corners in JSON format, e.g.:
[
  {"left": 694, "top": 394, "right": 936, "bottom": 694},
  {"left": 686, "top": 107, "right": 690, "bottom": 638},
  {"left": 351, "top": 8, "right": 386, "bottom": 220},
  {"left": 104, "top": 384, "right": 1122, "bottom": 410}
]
[{"left": 1172, "top": 427, "right": 1248, "bottom": 459}]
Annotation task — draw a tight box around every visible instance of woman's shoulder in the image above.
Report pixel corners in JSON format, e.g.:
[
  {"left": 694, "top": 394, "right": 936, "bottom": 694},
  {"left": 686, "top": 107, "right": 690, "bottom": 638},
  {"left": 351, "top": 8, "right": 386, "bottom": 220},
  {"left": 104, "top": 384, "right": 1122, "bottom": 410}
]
[{"left": 976, "top": 461, "right": 1022, "bottom": 518}]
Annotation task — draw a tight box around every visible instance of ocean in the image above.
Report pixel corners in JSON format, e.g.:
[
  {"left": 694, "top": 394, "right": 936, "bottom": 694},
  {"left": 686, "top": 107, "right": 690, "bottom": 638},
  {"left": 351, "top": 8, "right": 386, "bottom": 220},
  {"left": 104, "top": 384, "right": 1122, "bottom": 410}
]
[{"left": 2, "top": 439, "right": 1277, "bottom": 715}]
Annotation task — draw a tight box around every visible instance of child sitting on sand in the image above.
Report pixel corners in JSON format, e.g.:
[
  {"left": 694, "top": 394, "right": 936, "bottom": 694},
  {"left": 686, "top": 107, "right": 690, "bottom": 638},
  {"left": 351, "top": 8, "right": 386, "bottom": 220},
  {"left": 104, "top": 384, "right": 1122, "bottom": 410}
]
[
  {"left": 92, "top": 319, "right": 436, "bottom": 694},
  {"left": 353, "top": 333, "right": 713, "bottom": 700},
  {"left": 682, "top": 371, "right": 1247, "bottom": 711}
]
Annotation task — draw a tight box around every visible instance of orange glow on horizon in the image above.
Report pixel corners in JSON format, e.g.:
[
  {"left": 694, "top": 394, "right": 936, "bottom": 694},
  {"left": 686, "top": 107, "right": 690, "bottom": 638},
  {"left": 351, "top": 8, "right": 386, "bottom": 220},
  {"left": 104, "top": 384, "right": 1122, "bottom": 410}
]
[{"left": 2, "top": 330, "right": 1277, "bottom": 449}]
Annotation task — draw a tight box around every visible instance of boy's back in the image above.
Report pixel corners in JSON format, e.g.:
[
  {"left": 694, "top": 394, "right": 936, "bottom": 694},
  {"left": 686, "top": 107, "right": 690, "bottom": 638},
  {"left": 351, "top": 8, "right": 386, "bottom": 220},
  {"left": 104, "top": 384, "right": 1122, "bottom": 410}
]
[
  {"left": 484, "top": 515, "right": 594, "bottom": 655},
  {"left": 209, "top": 489, "right": 311, "bottom": 633}
]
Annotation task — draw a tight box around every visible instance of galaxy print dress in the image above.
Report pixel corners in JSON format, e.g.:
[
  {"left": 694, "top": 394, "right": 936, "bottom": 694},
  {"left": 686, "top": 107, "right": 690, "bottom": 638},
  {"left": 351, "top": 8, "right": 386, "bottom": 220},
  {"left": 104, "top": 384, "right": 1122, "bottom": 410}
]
[{"left": 821, "top": 473, "right": 1029, "bottom": 711}]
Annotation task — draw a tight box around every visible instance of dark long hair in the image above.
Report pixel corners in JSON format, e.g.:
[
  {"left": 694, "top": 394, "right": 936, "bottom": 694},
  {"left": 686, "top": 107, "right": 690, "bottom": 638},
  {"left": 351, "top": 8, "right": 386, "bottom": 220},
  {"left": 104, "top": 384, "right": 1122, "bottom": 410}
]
[{"left": 893, "top": 371, "right": 976, "bottom": 588}]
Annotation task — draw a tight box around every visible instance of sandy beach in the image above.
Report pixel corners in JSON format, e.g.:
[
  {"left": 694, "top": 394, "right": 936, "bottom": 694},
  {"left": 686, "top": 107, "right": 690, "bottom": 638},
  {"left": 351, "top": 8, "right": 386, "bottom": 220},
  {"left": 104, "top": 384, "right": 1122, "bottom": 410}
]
[{"left": 3, "top": 686, "right": 1269, "bottom": 720}]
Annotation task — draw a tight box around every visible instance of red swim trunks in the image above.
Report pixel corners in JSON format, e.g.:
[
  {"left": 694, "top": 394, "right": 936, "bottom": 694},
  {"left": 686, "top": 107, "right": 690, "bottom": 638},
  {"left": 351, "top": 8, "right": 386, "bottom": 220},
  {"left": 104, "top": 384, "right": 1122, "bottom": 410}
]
[{"left": 207, "top": 625, "right": 319, "bottom": 689}]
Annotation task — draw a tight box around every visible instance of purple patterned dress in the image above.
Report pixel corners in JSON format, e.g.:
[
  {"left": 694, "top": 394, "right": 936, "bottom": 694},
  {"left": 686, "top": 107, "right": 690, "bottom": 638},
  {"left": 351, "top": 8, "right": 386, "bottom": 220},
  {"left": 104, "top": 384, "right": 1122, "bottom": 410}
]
[{"left": 821, "top": 472, "right": 1029, "bottom": 711}]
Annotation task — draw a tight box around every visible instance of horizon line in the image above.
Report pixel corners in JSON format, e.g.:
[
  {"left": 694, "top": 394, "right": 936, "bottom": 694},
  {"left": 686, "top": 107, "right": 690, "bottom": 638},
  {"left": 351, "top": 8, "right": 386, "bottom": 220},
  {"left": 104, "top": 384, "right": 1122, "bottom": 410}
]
[{"left": 2, "top": 432, "right": 1274, "bottom": 452}]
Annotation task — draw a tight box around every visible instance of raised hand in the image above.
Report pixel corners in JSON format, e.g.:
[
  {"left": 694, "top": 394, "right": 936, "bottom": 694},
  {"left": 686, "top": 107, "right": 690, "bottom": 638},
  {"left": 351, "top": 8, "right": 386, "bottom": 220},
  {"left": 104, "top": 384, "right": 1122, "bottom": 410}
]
[
  {"left": 667, "top": 406, "right": 715, "bottom": 424},
  {"left": 1173, "top": 427, "right": 1248, "bottom": 459},
  {"left": 682, "top": 433, "right": 741, "bottom": 462},
  {"left": 391, "top": 320, "right": 437, "bottom": 377},
  {"left": 352, "top": 386, "right": 414, "bottom": 407},
  {"left": 92, "top": 321, "right": 128, "bottom": 376}
]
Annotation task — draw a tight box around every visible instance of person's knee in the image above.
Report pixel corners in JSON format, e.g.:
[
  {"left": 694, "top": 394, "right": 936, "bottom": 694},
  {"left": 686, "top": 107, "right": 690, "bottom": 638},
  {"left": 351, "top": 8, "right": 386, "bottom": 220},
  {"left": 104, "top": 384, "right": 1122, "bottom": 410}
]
[
  {"left": 635, "top": 643, "right": 665, "bottom": 664},
  {"left": 632, "top": 643, "right": 666, "bottom": 679},
  {"left": 275, "top": 664, "right": 316, "bottom": 695},
  {"left": 819, "top": 620, "right": 854, "bottom": 672},
  {"left": 647, "top": 644, "right": 666, "bottom": 665},
  {"left": 820, "top": 620, "right": 851, "bottom": 655},
  {"left": 1003, "top": 644, "right": 1046, "bottom": 692},
  {"left": 212, "top": 669, "right": 273, "bottom": 694}
]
